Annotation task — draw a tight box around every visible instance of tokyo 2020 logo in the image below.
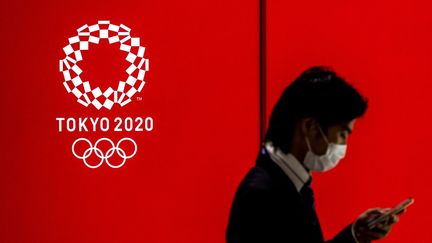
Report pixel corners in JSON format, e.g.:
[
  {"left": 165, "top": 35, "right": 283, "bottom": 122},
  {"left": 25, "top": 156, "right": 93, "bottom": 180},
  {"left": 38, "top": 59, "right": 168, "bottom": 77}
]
[
  {"left": 59, "top": 20, "right": 149, "bottom": 110},
  {"left": 57, "top": 20, "right": 153, "bottom": 169}
]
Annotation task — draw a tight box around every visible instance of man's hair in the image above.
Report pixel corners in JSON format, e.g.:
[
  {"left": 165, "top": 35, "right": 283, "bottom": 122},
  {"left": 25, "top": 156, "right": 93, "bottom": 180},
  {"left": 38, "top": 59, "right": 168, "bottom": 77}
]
[{"left": 264, "top": 66, "right": 368, "bottom": 153}]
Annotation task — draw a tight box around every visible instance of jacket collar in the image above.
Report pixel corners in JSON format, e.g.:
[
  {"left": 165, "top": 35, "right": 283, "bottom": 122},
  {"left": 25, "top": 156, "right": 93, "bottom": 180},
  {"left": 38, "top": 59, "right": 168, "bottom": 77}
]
[{"left": 260, "top": 142, "right": 311, "bottom": 192}]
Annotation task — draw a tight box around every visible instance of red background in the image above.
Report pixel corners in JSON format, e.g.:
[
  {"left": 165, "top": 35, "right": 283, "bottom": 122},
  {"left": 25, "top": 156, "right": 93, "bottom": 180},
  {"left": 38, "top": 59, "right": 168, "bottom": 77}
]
[
  {"left": 267, "top": 1, "right": 432, "bottom": 242},
  {"left": 0, "top": 0, "right": 430, "bottom": 242}
]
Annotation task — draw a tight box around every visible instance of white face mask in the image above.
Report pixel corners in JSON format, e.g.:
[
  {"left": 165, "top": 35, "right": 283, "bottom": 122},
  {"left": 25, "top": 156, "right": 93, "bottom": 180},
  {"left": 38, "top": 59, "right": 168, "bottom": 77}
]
[{"left": 303, "top": 125, "right": 347, "bottom": 172}]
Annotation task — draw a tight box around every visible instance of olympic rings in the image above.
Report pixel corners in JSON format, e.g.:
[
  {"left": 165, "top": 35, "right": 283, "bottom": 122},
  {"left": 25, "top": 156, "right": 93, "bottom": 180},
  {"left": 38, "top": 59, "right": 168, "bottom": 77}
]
[{"left": 72, "top": 137, "right": 137, "bottom": 168}]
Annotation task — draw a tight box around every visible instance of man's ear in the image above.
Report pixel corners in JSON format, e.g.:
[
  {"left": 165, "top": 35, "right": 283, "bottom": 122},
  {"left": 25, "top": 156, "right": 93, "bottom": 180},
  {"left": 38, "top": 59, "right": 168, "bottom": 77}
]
[
  {"left": 301, "top": 117, "right": 320, "bottom": 137},
  {"left": 300, "top": 118, "right": 315, "bottom": 136}
]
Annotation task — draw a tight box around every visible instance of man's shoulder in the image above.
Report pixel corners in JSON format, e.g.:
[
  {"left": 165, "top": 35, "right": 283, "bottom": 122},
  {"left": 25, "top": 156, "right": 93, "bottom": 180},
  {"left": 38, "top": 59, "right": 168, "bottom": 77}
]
[{"left": 236, "top": 161, "right": 298, "bottom": 199}]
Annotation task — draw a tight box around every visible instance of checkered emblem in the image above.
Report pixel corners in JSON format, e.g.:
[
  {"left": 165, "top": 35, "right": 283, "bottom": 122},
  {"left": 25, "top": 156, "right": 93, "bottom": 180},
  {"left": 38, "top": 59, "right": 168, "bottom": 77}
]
[{"left": 59, "top": 20, "right": 149, "bottom": 110}]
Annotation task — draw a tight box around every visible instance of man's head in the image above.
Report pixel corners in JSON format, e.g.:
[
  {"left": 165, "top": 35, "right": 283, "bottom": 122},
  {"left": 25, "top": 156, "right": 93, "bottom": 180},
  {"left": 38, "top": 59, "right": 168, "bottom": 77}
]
[{"left": 264, "top": 66, "right": 368, "bottom": 167}]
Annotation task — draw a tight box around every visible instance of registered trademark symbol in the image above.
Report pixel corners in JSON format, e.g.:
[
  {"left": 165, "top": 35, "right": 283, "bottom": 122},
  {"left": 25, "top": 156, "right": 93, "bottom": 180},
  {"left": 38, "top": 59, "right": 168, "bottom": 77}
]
[{"left": 136, "top": 97, "right": 143, "bottom": 101}]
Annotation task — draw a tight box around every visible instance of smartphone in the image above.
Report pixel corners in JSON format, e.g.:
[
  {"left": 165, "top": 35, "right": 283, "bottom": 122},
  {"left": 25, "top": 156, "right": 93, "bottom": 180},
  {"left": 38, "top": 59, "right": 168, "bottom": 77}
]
[{"left": 367, "top": 197, "right": 414, "bottom": 229}]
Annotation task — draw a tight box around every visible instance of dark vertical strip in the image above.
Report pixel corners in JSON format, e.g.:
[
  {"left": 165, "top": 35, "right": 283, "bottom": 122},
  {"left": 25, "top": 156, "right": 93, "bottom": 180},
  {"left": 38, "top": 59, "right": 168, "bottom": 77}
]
[{"left": 259, "top": 0, "right": 266, "bottom": 144}]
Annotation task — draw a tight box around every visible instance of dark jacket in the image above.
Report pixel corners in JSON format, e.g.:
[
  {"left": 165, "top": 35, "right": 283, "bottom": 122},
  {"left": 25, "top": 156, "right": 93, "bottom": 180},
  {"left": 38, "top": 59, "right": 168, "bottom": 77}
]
[{"left": 226, "top": 146, "right": 356, "bottom": 243}]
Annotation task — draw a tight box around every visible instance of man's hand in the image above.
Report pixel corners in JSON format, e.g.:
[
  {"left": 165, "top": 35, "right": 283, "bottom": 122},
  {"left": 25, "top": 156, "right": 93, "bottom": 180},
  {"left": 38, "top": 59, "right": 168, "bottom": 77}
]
[{"left": 352, "top": 208, "right": 405, "bottom": 242}]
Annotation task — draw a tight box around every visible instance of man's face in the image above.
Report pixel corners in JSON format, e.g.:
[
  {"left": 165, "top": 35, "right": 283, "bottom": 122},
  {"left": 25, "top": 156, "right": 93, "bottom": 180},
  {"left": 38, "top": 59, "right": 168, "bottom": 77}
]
[
  {"left": 327, "top": 119, "right": 356, "bottom": 145},
  {"left": 306, "top": 119, "right": 356, "bottom": 155}
]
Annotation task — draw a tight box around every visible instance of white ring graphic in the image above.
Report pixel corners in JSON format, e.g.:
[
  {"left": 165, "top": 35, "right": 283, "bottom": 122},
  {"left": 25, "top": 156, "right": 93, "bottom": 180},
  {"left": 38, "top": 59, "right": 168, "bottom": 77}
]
[
  {"left": 71, "top": 137, "right": 138, "bottom": 168},
  {"left": 59, "top": 20, "right": 149, "bottom": 110}
]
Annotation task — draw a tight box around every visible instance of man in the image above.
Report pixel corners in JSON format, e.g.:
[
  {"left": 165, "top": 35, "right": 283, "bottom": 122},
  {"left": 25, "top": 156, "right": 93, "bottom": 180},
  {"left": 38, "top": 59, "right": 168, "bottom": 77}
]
[{"left": 226, "top": 66, "right": 404, "bottom": 243}]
